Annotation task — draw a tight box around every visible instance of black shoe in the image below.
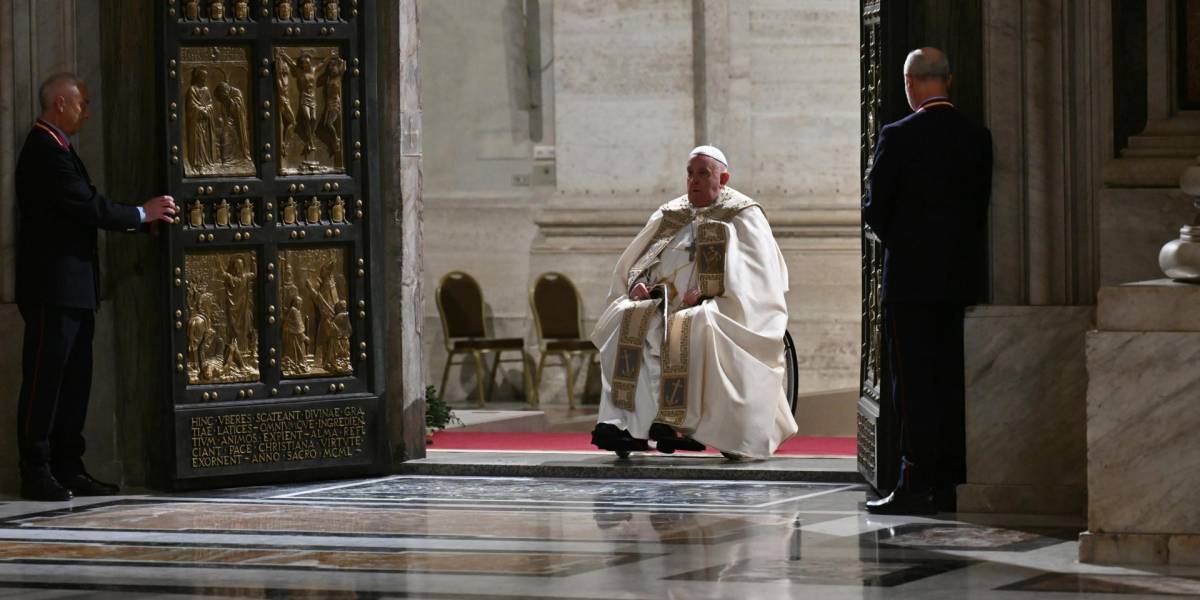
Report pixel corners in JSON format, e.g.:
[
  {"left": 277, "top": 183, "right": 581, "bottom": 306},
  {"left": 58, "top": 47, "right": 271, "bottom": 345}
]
[
  {"left": 648, "top": 423, "right": 705, "bottom": 453},
  {"left": 591, "top": 423, "right": 649, "bottom": 453},
  {"left": 865, "top": 489, "right": 937, "bottom": 515},
  {"left": 20, "top": 474, "right": 74, "bottom": 502},
  {"left": 55, "top": 472, "right": 119, "bottom": 496}
]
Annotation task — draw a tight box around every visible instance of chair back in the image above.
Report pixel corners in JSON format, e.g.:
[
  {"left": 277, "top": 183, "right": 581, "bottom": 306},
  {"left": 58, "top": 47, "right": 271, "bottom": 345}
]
[
  {"left": 437, "top": 271, "right": 487, "bottom": 344},
  {"left": 531, "top": 272, "right": 583, "bottom": 341}
]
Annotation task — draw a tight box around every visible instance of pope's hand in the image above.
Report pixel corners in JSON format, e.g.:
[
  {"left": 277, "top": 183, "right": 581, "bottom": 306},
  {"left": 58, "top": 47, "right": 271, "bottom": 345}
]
[
  {"left": 143, "top": 195, "right": 177, "bottom": 223},
  {"left": 629, "top": 282, "right": 651, "bottom": 301},
  {"left": 683, "top": 287, "right": 702, "bottom": 307}
]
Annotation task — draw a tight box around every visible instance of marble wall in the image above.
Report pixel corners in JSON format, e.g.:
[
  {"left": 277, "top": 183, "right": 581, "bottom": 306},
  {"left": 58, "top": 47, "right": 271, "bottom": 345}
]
[{"left": 419, "top": 0, "right": 862, "bottom": 410}]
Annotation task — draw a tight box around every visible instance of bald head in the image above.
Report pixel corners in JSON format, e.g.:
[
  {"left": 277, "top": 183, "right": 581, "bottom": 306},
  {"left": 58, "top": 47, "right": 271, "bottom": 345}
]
[
  {"left": 38, "top": 72, "right": 90, "bottom": 135},
  {"left": 902, "top": 47, "right": 952, "bottom": 111},
  {"left": 39, "top": 73, "right": 83, "bottom": 111}
]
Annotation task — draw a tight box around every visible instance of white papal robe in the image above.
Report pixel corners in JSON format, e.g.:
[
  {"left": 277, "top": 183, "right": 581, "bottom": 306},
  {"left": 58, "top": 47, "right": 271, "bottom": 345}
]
[{"left": 590, "top": 187, "right": 798, "bottom": 459}]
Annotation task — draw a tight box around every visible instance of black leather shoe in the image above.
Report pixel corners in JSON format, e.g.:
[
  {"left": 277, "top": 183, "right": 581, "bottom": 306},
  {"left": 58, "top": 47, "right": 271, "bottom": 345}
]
[
  {"left": 649, "top": 423, "right": 705, "bottom": 453},
  {"left": 865, "top": 489, "right": 937, "bottom": 515},
  {"left": 591, "top": 423, "right": 649, "bottom": 453},
  {"left": 55, "top": 472, "right": 119, "bottom": 496},
  {"left": 21, "top": 474, "right": 74, "bottom": 502}
]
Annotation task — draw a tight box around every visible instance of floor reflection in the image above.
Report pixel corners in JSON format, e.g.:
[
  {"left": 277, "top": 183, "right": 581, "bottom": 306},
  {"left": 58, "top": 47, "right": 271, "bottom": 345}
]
[{"left": 0, "top": 475, "right": 1184, "bottom": 599}]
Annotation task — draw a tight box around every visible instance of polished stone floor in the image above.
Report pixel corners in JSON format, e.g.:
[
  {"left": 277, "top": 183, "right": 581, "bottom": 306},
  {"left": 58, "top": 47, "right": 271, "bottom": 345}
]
[{"left": 0, "top": 475, "right": 1196, "bottom": 598}]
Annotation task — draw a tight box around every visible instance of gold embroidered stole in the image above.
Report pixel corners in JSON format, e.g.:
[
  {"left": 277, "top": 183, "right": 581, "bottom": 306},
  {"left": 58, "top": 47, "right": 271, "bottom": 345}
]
[
  {"left": 611, "top": 188, "right": 760, "bottom": 423},
  {"left": 611, "top": 298, "right": 662, "bottom": 411}
]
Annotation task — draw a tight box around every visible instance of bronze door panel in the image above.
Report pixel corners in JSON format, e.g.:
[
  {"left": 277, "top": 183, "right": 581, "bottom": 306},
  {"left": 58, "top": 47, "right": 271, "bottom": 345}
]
[{"left": 160, "top": 0, "right": 384, "bottom": 488}]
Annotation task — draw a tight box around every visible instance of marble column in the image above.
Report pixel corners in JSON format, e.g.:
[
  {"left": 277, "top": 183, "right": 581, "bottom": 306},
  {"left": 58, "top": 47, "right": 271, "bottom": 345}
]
[{"left": 380, "top": 0, "right": 426, "bottom": 462}]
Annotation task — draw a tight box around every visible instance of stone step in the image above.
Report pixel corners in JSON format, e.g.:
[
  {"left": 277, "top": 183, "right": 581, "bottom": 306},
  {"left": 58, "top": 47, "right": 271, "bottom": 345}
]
[{"left": 403, "top": 451, "right": 862, "bottom": 483}]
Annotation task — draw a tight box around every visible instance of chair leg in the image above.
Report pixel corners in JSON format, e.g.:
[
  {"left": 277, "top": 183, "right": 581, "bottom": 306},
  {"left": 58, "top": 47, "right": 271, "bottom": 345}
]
[
  {"left": 534, "top": 352, "right": 547, "bottom": 399},
  {"left": 486, "top": 350, "right": 503, "bottom": 403},
  {"left": 471, "top": 351, "right": 488, "bottom": 407},
  {"left": 523, "top": 350, "right": 538, "bottom": 408},
  {"left": 563, "top": 352, "right": 577, "bottom": 411},
  {"left": 438, "top": 352, "right": 454, "bottom": 403}
]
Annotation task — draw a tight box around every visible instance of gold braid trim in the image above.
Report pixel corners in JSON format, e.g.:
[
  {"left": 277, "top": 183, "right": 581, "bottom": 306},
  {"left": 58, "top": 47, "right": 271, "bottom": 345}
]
[
  {"left": 655, "top": 310, "right": 693, "bottom": 426},
  {"left": 610, "top": 298, "right": 662, "bottom": 411}
]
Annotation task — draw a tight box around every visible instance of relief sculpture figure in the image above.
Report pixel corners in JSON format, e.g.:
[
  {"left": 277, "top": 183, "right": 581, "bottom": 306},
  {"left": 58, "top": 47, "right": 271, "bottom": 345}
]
[
  {"left": 305, "top": 260, "right": 341, "bottom": 371},
  {"left": 276, "top": 0, "right": 294, "bottom": 20},
  {"left": 186, "top": 67, "right": 217, "bottom": 172},
  {"left": 274, "top": 49, "right": 298, "bottom": 160},
  {"left": 333, "top": 300, "right": 352, "bottom": 372},
  {"left": 234, "top": 0, "right": 250, "bottom": 20},
  {"left": 188, "top": 199, "right": 205, "bottom": 228},
  {"left": 181, "top": 47, "right": 253, "bottom": 176},
  {"left": 222, "top": 256, "right": 258, "bottom": 371},
  {"left": 321, "top": 50, "right": 347, "bottom": 168},
  {"left": 186, "top": 283, "right": 218, "bottom": 382},
  {"left": 330, "top": 196, "right": 345, "bottom": 223},
  {"left": 300, "top": 0, "right": 317, "bottom": 21},
  {"left": 215, "top": 199, "right": 231, "bottom": 226},
  {"left": 185, "top": 0, "right": 201, "bottom": 20},
  {"left": 277, "top": 51, "right": 326, "bottom": 161},
  {"left": 306, "top": 197, "right": 322, "bottom": 223},
  {"left": 282, "top": 196, "right": 298, "bottom": 224},
  {"left": 238, "top": 199, "right": 256, "bottom": 226},
  {"left": 214, "top": 81, "right": 251, "bottom": 164},
  {"left": 209, "top": 0, "right": 225, "bottom": 20},
  {"left": 281, "top": 294, "right": 310, "bottom": 373},
  {"left": 324, "top": 0, "right": 340, "bottom": 21}
]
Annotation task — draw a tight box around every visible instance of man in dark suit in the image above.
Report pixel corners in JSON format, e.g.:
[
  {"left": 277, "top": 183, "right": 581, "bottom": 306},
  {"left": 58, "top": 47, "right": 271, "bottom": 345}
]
[
  {"left": 15, "top": 73, "right": 177, "bottom": 501},
  {"left": 862, "top": 48, "right": 993, "bottom": 515}
]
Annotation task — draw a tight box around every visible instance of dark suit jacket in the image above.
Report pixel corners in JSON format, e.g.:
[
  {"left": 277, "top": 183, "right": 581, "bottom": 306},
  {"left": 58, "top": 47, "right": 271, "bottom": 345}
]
[
  {"left": 15, "top": 121, "right": 142, "bottom": 310},
  {"left": 864, "top": 105, "right": 993, "bottom": 304}
]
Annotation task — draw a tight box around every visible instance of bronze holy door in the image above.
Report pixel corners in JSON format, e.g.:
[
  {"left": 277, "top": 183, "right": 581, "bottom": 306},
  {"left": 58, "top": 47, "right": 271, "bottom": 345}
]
[{"left": 158, "top": 0, "right": 386, "bottom": 488}]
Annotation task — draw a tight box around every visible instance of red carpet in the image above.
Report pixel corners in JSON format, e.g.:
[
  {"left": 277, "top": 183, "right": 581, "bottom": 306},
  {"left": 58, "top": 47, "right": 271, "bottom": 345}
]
[{"left": 428, "top": 431, "right": 856, "bottom": 457}]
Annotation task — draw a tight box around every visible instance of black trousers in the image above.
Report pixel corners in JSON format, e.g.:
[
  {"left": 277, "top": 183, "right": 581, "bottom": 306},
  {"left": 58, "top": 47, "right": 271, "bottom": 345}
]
[
  {"left": 882, "top": 303, "right": 966, "bottom": 493},
  {"left": 16, "top": 304, "right": 95, "bottom": 479}
]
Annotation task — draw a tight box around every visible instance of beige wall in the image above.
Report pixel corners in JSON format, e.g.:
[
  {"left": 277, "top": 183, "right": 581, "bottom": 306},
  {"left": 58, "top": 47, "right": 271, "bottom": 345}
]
[{"left": 419, "top": 0, "right": 862, "bottom": 404}]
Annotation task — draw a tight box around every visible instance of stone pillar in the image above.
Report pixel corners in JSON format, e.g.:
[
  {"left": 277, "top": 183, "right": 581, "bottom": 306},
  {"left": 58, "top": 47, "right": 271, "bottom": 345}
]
[
  {"left": 1080, "top": 281, "right": 1200, "bottom": 565},
  {"left": 959, "top": 0, "right": 1110, "bottom": 515},
  {"left": 984, "top": 0, "right": 1109, "bottom": 305},
  {"left": 380, "top": 0, "right": 426, "bottom": 462}
]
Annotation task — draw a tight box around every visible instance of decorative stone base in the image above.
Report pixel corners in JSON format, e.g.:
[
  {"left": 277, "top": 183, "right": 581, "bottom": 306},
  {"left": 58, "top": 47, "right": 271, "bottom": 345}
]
[
  {"left": 1082, "top": 281, "right": 1200, "bottom": 564},
  {"left": 960, "top": 306, "right": 1092, "bottom": 516},
  {"left": 1079, "top": 532, "right": 1200, "bottom": 566}
]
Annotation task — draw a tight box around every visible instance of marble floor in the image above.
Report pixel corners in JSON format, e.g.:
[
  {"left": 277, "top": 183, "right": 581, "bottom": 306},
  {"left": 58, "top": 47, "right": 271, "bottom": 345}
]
[{"left": 0, "top": 475, "right": 1195, "bottom": 598}]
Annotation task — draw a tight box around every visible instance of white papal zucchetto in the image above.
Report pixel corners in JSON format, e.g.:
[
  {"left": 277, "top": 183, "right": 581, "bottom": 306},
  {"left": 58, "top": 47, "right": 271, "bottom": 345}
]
[{"left": 689, "top": 145, "right": 728, "bottom": 168}]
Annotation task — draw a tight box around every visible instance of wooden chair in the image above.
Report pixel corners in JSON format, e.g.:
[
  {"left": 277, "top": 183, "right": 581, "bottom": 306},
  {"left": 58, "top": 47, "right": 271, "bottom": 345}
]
[
  {"left": 436, "top": 271, "right": 537, "bottom": 407},
  {"left": 529, "top": 272, "right": 599, "bottom": 409}
]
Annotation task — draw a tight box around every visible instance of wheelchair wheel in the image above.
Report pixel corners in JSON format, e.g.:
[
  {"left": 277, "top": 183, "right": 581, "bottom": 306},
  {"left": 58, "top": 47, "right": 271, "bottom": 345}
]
[{"left": 783, "top": 330, "right": 799, "bottom": 414}]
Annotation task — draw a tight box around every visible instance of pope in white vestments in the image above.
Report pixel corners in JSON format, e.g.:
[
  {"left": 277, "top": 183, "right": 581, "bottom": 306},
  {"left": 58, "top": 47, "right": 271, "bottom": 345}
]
[{"left": 590, "top": 146, "right": 798, "bottom": 459}]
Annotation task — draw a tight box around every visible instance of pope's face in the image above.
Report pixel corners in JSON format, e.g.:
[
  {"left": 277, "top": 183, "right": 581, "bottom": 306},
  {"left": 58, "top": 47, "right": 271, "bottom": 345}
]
[{"left": 686, "top": 155, "right": 728, "bottom": 207}]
